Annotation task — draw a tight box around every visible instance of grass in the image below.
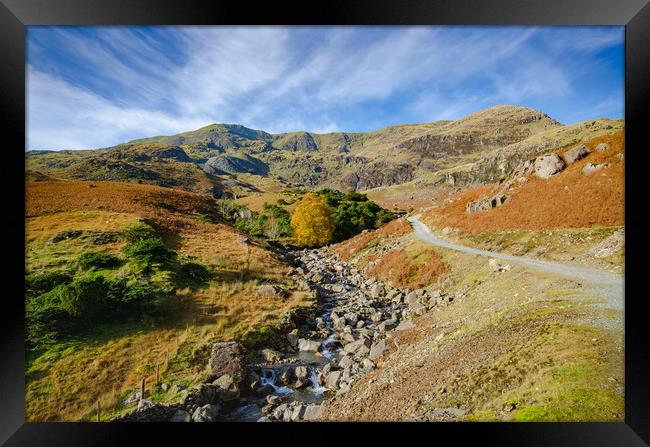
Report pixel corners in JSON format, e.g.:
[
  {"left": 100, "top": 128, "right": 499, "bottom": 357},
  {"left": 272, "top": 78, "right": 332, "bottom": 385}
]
[
  {"left": 25, "top": 179, "right": 313, "bottom": 421},
  {"left": 422, "top": 131, "right": 624, "bottom": 234}
]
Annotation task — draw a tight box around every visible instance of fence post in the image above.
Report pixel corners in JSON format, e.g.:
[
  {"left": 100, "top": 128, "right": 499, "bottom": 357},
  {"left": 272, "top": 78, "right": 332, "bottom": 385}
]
[
  {"left": 140, "top": 377, "right": 145, "bottom": 402},
  {"left": 156, "top": 363, "right": 160, "bottom": 386}
]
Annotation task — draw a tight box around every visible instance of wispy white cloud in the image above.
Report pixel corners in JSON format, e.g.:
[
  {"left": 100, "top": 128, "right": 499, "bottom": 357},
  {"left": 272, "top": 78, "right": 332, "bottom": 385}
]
[{"left": 26, "top": 26, "right": 624, "bottom": 150}]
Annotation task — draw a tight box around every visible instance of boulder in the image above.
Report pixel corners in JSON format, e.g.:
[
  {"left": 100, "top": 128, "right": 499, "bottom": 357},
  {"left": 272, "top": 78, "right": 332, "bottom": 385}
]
[
  {"left": 369, "top": 283, "right": 386, "bottom": 298},
  {"left": 294, "top": 366, "right": 309, "bottom": 380},
  {"left": 368, "top": 339, "right": 387, "bottom": 361},
  {"left": 298, "top": 338, "right": 321, "bottom": 352},
  {"left": 287, "top": 329, "right": 299, "bottom": 349},
  {"left": 256, "top": 284, "right": 288, "bottom": 298},
  {"left": 563, "top": 144, "right": 590, "bottom": 164},
  {"left": 212, "top": 374, "right": 240, "bottom": 401},
  {"left": 290, "top": 404, "right": 306, "bottom": 422},
  {"left": 169, "top": 409, "right": 192, "bottom": 422},
  {"left": 404, "top": 291, "right": 418, "bottom": 305},
  {"left": 595, "top": 143, "right": 610, "bottom": 152},
  {"left": 208, "top": 341, "right": 245, "bottom": 382},
  {"left": 302, "top": 404, "right": 322, "bottom": 421},
  {"left": 192, "top": 404, "right": 220, "bottom": 422},
  {"left": 325, "top": 370, "right": 342, "bottom": 390},
  {"left": 181, "top": 384, "right": 219, "bottom": 408},
  {"left": 534, "top": 154, "right": 566, "bottom": 179},
  {"left": 260, "top": 349, "right": 282, "bottom": 363}
]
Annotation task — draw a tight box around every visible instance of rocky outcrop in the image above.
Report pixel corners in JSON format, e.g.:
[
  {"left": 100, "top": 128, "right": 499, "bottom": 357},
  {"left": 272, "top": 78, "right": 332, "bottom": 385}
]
[
  {"left": 339, "top": 161, "right": 415, "bottom": 191},
  {"left": 466, "top": 193, "right": 508, "bottom": 214},
  {"left": 202, "top": 154, "right": 269, "bottom": 176}
]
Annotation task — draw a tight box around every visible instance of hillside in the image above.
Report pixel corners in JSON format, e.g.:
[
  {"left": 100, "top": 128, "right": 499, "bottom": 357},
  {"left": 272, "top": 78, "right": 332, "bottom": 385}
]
[
  {"left": 27, "top": 105, "right": 623, "bottom": 200},
  {"left": 25, "top": 180, "right": 313, "bottom": 421}
]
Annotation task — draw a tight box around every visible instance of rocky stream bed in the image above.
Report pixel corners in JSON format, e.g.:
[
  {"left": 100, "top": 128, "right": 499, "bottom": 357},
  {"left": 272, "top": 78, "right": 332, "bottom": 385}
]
[{"left": 115, "top": 246, "right": 455, "bottom": 422}]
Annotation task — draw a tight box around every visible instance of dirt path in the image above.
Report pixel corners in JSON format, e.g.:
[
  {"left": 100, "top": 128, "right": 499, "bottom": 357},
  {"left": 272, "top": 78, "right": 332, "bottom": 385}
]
[{"left": 408, "top": 215, "right": 624, "bottom": 311}]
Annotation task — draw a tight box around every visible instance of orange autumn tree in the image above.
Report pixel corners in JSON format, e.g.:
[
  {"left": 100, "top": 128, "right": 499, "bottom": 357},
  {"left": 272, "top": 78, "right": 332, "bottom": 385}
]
[{"left": 290, "top": 194, "right": 336, "bottom": 247}]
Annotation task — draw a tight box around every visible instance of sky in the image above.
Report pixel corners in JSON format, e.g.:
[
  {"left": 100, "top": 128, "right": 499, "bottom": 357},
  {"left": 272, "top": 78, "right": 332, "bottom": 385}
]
[{"left": 26, "top": 26, "right": 624, "bottom": 151}]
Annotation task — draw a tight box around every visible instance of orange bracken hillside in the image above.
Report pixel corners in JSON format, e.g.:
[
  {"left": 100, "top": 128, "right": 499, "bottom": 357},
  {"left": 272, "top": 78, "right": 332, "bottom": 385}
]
[{"left": 426, "top": 131, "right": 624, "bottom": 234}]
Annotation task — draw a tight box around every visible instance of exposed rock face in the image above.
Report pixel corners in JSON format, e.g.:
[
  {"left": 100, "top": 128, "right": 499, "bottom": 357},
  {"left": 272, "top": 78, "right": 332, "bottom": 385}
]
[
  {"left": 562, "top": 144, "right": 590, "bottom": 164},
  {"left": 149, "top": 146, "right": 191, "bottom": 162},
  {"left": 466, "top": 194, "right": 508, "bottom": 214},
  {"left": 339, "top": 161, "right": 415, "bottom": 191},
  {"left": 208, "top": 342, "right": 245, "bottom": 381},
  {"left": 534, "top": 154, "right": 566, "bottom": 179},
  {"left": 202, "top": 154, "right": 269, "bottom": 176},
  {"left": 274, "top": 132, "right": 318, "bottom": 152}
]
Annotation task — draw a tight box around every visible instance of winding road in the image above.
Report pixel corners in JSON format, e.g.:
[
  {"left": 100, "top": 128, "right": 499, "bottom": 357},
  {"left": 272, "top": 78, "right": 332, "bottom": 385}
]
[{"left": 407, "top": 214, "right": 624, "bottom": 310}]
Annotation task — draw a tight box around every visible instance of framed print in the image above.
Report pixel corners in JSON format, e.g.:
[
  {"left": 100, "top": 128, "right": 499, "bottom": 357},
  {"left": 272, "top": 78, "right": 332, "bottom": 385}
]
[{"left": 1, "top": 0, "right": 648, "bottom": 445}]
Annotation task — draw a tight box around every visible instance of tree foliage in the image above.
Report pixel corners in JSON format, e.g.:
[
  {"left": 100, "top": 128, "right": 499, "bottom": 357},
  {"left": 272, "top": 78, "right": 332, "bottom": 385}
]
[{"left": 290, "top": 194, "right": 336, "bottom": 247}]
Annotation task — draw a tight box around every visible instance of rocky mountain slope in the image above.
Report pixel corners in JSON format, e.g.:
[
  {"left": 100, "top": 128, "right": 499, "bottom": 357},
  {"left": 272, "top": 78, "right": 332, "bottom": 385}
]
[{"left": 27, "top": 105, "right": 622, "bottom": 198}]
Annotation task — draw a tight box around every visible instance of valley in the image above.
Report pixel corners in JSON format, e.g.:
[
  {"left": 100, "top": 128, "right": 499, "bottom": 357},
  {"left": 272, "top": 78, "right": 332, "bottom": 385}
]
[{"left": 24, "top": 104, "right": 625, "bottom": 422}]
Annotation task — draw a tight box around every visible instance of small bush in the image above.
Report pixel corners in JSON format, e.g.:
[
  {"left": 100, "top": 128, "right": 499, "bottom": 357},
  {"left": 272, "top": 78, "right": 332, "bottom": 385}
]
[
  {"left": 123, "top": 238, "right": 176, "bottom": 270},
  {"left": 121, "top": 222, "right": 158, "bottom": 243},
  {"left": 179, "top": 261, "right": 212, "bottom": 284},
  {"left": 26, "top": 270, "right": 73, "bottom": 295},
  {"left": 77, "top": 252, "right": 121, "bottom": 270}
]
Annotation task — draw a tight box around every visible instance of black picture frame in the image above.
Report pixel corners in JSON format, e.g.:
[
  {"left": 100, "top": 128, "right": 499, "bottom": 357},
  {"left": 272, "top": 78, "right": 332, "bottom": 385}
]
[{"left": 1, "top": 0, "right": 648, "bottom": 445}]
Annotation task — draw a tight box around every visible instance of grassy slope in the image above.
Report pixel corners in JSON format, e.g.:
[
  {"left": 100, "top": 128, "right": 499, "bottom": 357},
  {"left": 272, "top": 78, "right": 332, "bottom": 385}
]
[{"left": 25, "top": 180, "right": 312, "bottom": 421}]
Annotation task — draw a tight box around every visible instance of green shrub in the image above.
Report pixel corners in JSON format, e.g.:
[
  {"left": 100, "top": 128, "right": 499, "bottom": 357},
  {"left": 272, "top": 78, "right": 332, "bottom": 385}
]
[
  {"left": 121, "top": 222, "right": 158, "bottom": 243},
  {"left": 123, "top": 238, "right": 176, "bottom": 270},
  {"left": 57, "top": 272, "right": 111, "bottom": 320},
  {"left": 179, "top": 262, "right": 212, "bottom": 284},
  {"left": 26, "top": 270, "right": 73, "bottom": 295},
  {"left": 77, "top": 252, "right": 121, "bottom": 270}
]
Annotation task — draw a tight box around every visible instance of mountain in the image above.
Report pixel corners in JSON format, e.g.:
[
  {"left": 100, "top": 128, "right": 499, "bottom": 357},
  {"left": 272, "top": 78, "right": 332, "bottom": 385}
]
[{"left": 26, "top": 105, "right": 623, "bottom": 198}]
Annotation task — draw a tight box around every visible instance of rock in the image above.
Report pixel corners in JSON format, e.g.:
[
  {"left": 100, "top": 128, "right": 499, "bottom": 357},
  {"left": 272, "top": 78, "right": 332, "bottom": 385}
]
[
  {"left": 396, "top": 320, "right": 416, "bottom": 331},
  {"left": 430, "top": 407, "right": 467, "bottom": 419},
  {"left": 257, "top": 284, "right": 288, "bottom": 298},
  {"left": 615, "top": 152, "right": 624, "bottom": 160},
  {"left": 356, "top": 320, "right": 366, "bottom": 329},
  {"left": 298, "top": 338, "right": 321, "bottom": 352},
  {"left": 369, "top": 283, "right": 386, "bottom": 298},
  {"left": 294, "top": 366, "right": 309, "bottom": 380},
  {"left": 209, "top": 342, "right": 245, "bottom": 382},
  {"left": 290, "top": 404, "right": 306, "bottom": 422},
  {"left": 169, "top": 409, "right": 192, "bottom": 422},
  {"left": 331, "top": 284, "right": 345, "bottom": 293},
  {"left": 302, "top": 404, "right": 322, "bottom": 421},
  {"left": 192, "top": 404, "right": 220, "bottom": 422},
  {"left": 137, "top": 399, "right": 155, "bottom": 411},
  {"left": 287, "top": 330, "right": 299, "bottom": 349},
  {"left": 213, "top": 374, "right": 240, "bottom": 401},
  {"left": 368, "top": 339, "right": 387, "bottom": 361},
  {"left": 562, "top": 144, "right": 590, "bottom": 164},
  {"left": 278, "top": 367, "right": 295, "bottom": 386},
  {"left": 255, "top": 384, "right": 275, "bottom": 397},
  {"left": 361, "top": 358, "right": 375, "bottom": 370},
  {"left": 260, "top": 349, "right": 282, "bottom": 363},
  {"left": 325, "top": 370, "right": 342, "bottom": 390},
  {"left": 294, "top": 377, "right": 311, "bottom": 389},
  {"left": 582, "top": 162, "right": 610, "bottom": 176},
  {"left": 404, "top": 291, "right": 418, "bottom": 305},
  {"left": 409, "top": 301, "right": 426, "bottom": 316},
  {"left": 338, "top": 355, "right": 354, "bottom": 369},
  {"left": 181, "top": 384, "right": 219, "bottom": 408},
  {"left": 48, "top": 230, "right": 83, "bottom": 244},
  {"left": 595, "top": 143, "right": 610, "bottom": 152},
  {"left": 343, "top": 337, "right": 372, "bottom": 355},
  {"left": 534, "top": 154, "right": 566, "bottom": 179}
]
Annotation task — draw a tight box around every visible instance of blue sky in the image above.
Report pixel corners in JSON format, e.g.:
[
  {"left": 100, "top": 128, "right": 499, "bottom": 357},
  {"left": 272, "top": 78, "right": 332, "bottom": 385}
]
[{"left": 26, "top": 26, "right": 624, "bottom": 151}]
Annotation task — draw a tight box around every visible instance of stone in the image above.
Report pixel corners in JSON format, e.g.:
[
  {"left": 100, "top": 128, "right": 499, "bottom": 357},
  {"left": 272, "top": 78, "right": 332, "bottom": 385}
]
[
  {"left": 338, "top": 355, "right": 354, "bottom": 369},
  {"left": 325, "top": 370, "right": 342, "bottom": 390},
  {"left": 181, "top": 384, "right": 219, "bottom": 408},
  {"left": 534, "top": 154, "right": 566, "bottom": 179},
  {"left": 404, "top": 291, "right": 418, "bottom": 305},
  {"left": 294, "top": 366, "right": 309, "bottom": 379},
  {"left": 369, "top": 283, "right": 386, "bottom": 298},
  {"left": 260, "top": 349, "right": 282, "bottom": 363},
  {"left": 290, "top": 404, "right": 306, "bottom": 422},
  {"left": 209, "top": 342, "right": 245, "bottom": 382},
  {"left": 562, "top": 144, "right": 590, "bottom": 164},
  {"left": 409, "top": 301, "right": 426, "bottom": 316},
  {"left": 169, "top": 409, "right": 192, "bottom": 422},
  {"left": 368, "top": 339, "right": 387, "bottom": 361},
  {"left": 257, "top": 284, "right": 287, "bottom": 298},
  {"left": 331, "top": 284, "right": 345, "bottom": 293},
  {"left": 343, "top": 337, "right": 372, "bottom": 354},
  {"left": 582, "top": 162, "right": 610, "bottom": 176},
  {"left": 137, "top": 399, "right": 155, "bottom": 411},
  {"left": 213, "top": 374, "right": 240, "bottom": 401},
  {"left": 287, "top": 330, "right": 299, "bottom": 349},
  {"left": 302, "top": 404, "right": 322, "bottom": 421},
  {"left": 192, "top": 404, "right": 220, "bottom": 422},
  {"left": 396, "top": 320, "right": 416, "bottom": 331},
  {"left": 595, "top": 143, "right": 610, "bottom": 152},
  {"left": 298, "top": 338, "right": 321, "bottom": 352}
]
